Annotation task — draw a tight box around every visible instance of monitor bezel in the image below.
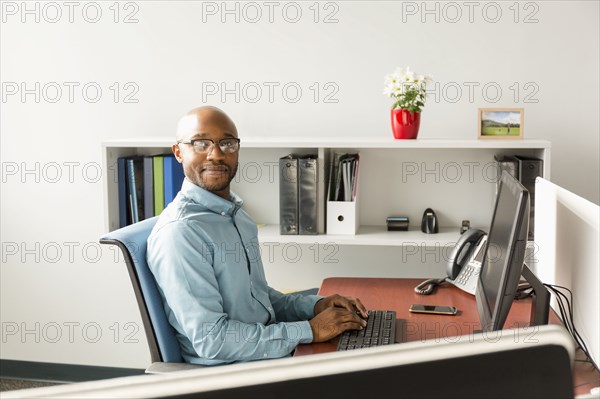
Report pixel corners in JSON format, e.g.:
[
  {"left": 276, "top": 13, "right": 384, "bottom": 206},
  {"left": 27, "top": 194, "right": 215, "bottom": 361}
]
[{"left": 476, "top": 170, "right": 530, "bottom": 332}]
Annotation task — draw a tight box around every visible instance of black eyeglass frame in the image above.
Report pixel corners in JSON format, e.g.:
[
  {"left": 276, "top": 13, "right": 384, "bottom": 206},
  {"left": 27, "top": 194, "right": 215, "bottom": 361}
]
[{"left": 177, "top": 138, "right": 241, "bottom": 153}]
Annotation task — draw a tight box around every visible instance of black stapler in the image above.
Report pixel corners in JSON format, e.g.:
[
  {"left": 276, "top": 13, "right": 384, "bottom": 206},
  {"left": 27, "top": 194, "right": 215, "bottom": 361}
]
[{"left": 421, "top": 208, "right": 439, "bottom": 234}]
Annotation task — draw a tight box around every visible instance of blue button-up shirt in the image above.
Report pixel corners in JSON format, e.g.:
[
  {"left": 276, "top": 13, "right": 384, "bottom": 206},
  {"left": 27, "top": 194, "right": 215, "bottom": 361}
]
[{"left": 147, "top": 179, "right": 321, "bottom": 365}]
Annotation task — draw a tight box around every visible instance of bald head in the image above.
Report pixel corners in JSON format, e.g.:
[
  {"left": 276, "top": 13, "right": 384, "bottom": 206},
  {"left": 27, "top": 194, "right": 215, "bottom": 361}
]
[
  {"left": 176, "top": 106, "right": 238, "bottom": 142},
  {"left": 172, "top": 106, "right": 240, "bottom": 199}
]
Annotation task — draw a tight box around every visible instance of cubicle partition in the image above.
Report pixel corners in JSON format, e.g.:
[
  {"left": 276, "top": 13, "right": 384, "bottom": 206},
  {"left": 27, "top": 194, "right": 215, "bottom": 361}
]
[{"left": 2, "top": 325, "right": 575, "bottom": 399}]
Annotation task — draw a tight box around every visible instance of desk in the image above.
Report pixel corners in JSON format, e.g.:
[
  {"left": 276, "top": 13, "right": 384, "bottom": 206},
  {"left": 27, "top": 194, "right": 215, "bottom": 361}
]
[{"left": 295, "top": 277, "right": 600, "bottom": 397}]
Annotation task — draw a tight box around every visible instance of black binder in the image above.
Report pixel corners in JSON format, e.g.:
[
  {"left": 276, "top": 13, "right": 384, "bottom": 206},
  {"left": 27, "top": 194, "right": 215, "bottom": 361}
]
[
  {"left": 298, "top": 155, "right": 318, "bottom": 235},
  {"left": 117, "top": 157, "right": 130, "bottom": 227},
  {"left": 279, "top": 155, "right": 298, "bottom": 235}
]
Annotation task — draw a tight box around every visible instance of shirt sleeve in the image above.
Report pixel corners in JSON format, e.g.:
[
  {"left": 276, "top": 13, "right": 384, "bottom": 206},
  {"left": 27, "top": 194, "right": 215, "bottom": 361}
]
[
  {"left": 267, "top": 287, "right": 324, "bottom": 322},
  {"left": 147, "top": 221, "right": 314, "bottom": 364}
]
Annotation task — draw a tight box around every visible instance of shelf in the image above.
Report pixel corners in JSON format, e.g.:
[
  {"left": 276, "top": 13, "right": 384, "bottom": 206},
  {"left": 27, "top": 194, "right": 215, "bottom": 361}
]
[
  {"left": 103, "top": 138, "right": 550, "bottom": 243},
  {"left": 257, "top": 225, "right": 462, "bottom": 247},
  {"left": 103, "top": 137, "right": 551, "bottom": 150}
]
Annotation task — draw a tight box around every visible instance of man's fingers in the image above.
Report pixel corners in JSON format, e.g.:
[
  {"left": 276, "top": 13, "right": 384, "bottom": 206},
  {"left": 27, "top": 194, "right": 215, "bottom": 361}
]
[
  {"left": 311, "top": 308, "right": 370, "bottom": 341},
  {"left": 339, "top": 320, "right": 365, "bottom": 332},
  {"left": 352, "top": 298, "right": 369, "bottom": 318},
  {"left": 336, "top": 296, "right": 368, "bottom": 318},
  {"left": 322, "top": 295, "right": 369, "bottom": 319},
  {"left": 335, "top": 308, "right": 366, "bottom": 327}
]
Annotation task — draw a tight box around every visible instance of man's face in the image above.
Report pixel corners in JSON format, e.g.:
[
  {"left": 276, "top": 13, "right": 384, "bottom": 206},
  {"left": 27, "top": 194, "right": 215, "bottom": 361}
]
[{"left": 173, "top": 114, "right": 239, "bottom": 199}]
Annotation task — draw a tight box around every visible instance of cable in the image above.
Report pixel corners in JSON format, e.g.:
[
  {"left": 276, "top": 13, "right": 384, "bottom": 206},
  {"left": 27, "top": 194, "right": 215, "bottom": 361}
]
[
  {"left": 545, "top": 285, "right": 579, "bottom": 348},
  {"left": 543, "top": 283, "right": 593, "bottom": 364},
  {"left": 414, "top": 278, "right": 447, "bottom": 295},
  {"left": 514, "top": 282, "right": 534, "bottom": 300}
]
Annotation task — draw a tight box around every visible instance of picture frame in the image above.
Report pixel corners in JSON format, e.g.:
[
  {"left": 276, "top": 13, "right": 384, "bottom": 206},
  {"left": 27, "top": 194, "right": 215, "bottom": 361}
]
[{"left": 478, "top": 108, "right": 524, "bottom": 139}]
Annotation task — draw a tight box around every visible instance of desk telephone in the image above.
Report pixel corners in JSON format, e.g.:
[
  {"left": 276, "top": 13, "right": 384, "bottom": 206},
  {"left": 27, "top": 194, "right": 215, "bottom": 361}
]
[{"left": 415, "top": 229, "right": 487, "bottom": 295}]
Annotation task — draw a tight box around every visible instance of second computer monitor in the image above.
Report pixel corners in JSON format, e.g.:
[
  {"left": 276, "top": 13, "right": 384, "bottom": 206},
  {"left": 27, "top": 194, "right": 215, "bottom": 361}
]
[{"left": 476, "top": 170, "right": 530, "bottom": 332}]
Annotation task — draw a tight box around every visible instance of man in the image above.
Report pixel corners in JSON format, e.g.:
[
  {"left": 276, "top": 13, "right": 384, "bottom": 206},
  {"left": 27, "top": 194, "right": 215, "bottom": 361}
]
[{"left": 147, "top": 106, "right": 367, "bottom": 365}]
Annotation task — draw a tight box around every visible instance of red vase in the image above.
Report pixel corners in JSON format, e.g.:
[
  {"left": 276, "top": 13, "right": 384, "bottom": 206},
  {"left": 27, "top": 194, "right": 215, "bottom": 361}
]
[{"left": 391, "top": 109, "right": 421, "bottom": 139}]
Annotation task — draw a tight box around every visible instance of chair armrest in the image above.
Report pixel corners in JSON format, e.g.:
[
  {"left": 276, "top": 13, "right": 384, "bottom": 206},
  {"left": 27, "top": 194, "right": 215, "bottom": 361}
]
[{"left": 145, "top": 362, "right": 204, "bottom": 374}]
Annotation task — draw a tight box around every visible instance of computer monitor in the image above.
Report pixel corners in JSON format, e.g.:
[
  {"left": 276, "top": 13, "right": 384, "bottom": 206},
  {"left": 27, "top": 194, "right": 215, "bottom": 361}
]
[{"left": 476, "top": 170, "right": 530, "bottom": 332}]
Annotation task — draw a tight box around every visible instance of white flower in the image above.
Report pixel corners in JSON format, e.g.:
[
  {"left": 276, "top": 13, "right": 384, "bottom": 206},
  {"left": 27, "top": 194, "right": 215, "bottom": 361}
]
[
  {"left": 383, "top": 66, "right": 432, "bottom": 112},
  {"left": 383, "top": 71, "right": 404, "bottom": 98}
]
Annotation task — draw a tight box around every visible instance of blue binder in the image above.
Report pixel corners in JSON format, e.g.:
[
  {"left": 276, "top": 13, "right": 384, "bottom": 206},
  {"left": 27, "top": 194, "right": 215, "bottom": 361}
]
[{"left": 163, "top": 156, "right": 184, "bottom": 207}]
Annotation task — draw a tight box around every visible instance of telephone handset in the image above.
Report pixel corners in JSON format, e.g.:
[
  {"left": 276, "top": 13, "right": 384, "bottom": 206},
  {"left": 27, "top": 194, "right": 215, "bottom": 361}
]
[
  {"left": 414, "top": 228, "right": 487, "bottom": 296},
  {"left": 446, "top": 228, "right": 487, "bottom": 295}
]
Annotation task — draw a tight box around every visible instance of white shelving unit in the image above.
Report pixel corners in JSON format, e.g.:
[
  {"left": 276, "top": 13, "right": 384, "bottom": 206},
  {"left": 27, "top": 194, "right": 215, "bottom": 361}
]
[{"left": 102, "top": 138, "right": 551, "bottom": 248}]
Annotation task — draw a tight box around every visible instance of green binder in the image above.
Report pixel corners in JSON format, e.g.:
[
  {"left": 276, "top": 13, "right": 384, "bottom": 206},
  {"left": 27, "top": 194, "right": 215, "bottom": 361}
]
[{"left": 153, "top": 155, "right": 165, "bottom": 215}]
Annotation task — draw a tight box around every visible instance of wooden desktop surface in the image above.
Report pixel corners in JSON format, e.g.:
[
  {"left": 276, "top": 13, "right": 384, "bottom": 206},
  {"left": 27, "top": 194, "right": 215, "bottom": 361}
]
[{"left": 294, "top": 277, "right": 600, "bottom": 396}]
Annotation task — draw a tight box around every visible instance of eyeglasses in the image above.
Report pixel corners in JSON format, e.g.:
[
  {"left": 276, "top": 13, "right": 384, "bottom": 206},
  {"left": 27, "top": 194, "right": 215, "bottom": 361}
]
[{"left": 177, "top": 138, "right": 241, "bottom": 154}]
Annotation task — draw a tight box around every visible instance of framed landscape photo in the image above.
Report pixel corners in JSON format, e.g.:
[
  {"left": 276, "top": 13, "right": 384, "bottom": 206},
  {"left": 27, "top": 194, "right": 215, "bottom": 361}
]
[{"left": 478, "top": 108, "right": 524, "bottom": 139}]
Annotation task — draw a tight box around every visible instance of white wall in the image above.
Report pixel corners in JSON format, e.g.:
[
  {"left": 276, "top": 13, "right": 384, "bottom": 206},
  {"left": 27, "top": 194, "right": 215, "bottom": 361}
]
[{"left": 1, "top": 1, "right": 598, "bottom": 369}]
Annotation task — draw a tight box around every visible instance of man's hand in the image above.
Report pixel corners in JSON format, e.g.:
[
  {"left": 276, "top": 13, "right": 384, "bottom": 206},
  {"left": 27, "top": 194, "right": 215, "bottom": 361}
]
[
  {"left": 314, "top": 294, "right": 368, "bottom": 319},
  {"left": 308, "top": 307, "right": 367, "bottom": 342}
]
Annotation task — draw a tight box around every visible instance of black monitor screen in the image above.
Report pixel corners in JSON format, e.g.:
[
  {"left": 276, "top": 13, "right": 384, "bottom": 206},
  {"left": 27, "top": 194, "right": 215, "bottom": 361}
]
[{"left": 476, "top": 170, "right": 530, "bottom": 332}]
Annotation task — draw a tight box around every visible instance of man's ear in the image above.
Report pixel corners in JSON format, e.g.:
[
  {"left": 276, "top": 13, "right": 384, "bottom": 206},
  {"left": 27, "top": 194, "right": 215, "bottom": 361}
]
[{"left": 172, "top": 143, "right": 183, "bottom": 163}]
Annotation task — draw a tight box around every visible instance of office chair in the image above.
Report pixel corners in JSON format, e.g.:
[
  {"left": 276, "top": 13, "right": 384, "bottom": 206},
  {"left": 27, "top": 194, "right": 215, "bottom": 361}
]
[{"left": 99, "top": 217, "right": 202, "bottom": 373}]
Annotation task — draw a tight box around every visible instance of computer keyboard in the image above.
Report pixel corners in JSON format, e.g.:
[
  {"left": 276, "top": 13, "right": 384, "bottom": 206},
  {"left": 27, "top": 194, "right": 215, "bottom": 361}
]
[{"left": 336, "top": 310, "right": 397, "bottom": 351}]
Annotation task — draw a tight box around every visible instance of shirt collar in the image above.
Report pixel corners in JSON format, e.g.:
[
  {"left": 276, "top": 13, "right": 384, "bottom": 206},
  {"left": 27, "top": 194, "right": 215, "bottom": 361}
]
[{"left": 180, "top": 178, "right": 243, "bottom": 215}]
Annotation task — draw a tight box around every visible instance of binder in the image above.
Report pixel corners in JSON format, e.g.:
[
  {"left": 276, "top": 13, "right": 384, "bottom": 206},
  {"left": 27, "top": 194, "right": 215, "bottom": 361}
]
[
  {"left": 298, "top": 155, "right": 318, "bottom": 235},
  {"left": 117, "top": 157, "right": 130, "bottom": 228},
  {"left": 515, "top": 156, "right": 543, "bottom": 240},
  {"left": 333, "top": 153, "right": 353, "bottom": 201},
  {"left": 153, "top": 155, "right": 165, "bottom": 215},
  {"left": 328, "top": 152, "right": 342, "bottom": 201},
  {"left": 143, "top": 156, "right": 154, "bottom": 219},
  {"left": 127, "top": 157, "right": 145, "bottom": 223},
  {"left": 164, "top": 156, "right": 185, "bottom": 207},
  {"left": 279, "top": 155, "right": 298, "bottom": 235}
]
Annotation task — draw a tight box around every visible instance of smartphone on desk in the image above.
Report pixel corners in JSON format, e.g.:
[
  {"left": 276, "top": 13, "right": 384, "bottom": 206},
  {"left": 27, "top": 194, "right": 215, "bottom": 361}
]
[{"left": 409, "top": 304, "right": 458, "bottom": 315}]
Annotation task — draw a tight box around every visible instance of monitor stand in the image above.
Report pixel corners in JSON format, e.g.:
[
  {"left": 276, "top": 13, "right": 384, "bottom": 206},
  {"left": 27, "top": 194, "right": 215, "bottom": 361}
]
[
  {"left": 472, "top": 263, "right": 549, "bottom": 334},
  {"left": 521, "top": 263, "right": 550, "bottom": 326}
]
